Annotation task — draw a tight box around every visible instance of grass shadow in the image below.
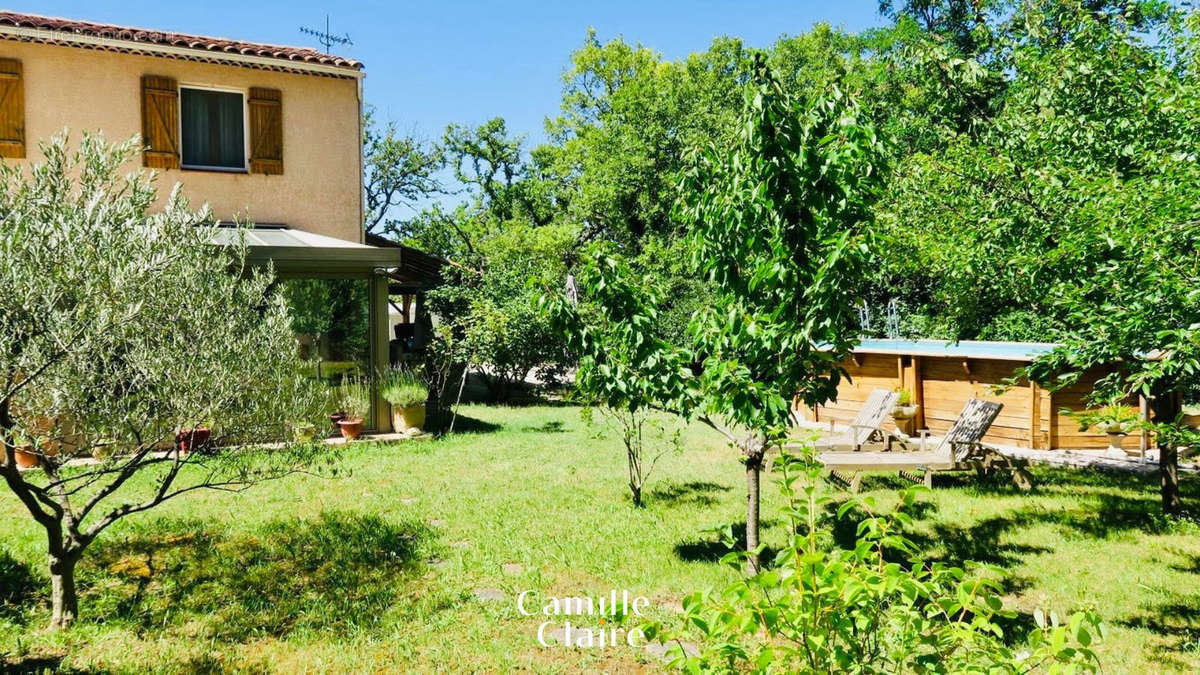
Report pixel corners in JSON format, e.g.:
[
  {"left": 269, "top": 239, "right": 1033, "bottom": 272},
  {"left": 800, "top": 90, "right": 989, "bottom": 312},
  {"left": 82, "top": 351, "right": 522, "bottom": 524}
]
[
  {"left": 878, "top": 467, "right": 1200, "bottom": 653},
  {"left": 906, "top": 511, "right": 1056, "bottom": 568},
  {"left": 0, "top": 548, "right": 40, "bottom": 624},
  {"left": 674, "top": 520, "right": 780, "bottom": 565},
  {"left": 0, "top": 651, "right": 108, "bottom": 675},
  {"left": 83, "top": 511, "right": 437, "bottom": 642},
  {"left": 1171, "top": 552, "right": 1200, "bottom": 575},
  {"left": 649, "top": 481, "right": 732, "bottom": 508},
  {"left": 424, "top": 409, "right": 503, "bottom": 435},
  {"left": 520, "top": 421, "right": 567, "bottom": 433},
  {"left": 1120, "top": 600, "right": 1200, "bottom": 657}
]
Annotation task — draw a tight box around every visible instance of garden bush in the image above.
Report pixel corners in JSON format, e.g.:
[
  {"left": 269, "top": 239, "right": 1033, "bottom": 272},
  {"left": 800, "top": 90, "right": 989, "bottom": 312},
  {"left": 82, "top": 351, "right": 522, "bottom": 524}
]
[{"left": 646, "top": 448, "right": 1105, "bottom": 673}]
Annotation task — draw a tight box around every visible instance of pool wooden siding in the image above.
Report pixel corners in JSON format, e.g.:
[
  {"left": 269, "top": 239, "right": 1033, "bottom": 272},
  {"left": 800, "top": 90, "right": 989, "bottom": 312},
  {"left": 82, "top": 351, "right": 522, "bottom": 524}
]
[{"left": 798, "top": 348, "right": 1139, "bottom": 451}]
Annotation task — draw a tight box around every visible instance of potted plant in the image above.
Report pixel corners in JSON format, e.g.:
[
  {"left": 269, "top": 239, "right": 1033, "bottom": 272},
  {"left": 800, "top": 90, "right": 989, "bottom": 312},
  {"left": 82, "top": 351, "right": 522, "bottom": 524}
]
[
  {"left": 891, "top": 388, "right": 919, "bottom": 421},
  {"left": 381, "top": 366, "right": 429, "bottom": 432},
  {"left": 1074, "top": 403, "right": 1141, "bottom": 457},
  {"left": 336, "top": 379, "right": 370, "bottom": 441},
  {"left": 8, "top": 432, "right": 38, "bottom": 469},
  {"left": 325, "top": 383, "right": 343, "bottom": 432},
  {"left": 175, "top": 425, "right": 213, "bottom": 455},
  {"left": 328, "top": 410, "right": 346, "bottom": 434}
]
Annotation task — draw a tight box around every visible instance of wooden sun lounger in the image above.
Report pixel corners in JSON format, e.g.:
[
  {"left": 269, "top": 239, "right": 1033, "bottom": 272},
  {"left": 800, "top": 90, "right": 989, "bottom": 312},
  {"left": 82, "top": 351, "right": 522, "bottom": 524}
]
[
  {"left": 822, "top": 398, "right": 1034, "bottom": 491},
  {"left": 801, "top": 388, "right": 904, "bottom": 452}
]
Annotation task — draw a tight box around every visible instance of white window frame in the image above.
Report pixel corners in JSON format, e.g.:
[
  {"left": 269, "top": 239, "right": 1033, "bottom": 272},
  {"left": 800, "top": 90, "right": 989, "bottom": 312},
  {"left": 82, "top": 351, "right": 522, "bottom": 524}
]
[{"left": 178, "top": 84, "right": 250, "bottom": 173}]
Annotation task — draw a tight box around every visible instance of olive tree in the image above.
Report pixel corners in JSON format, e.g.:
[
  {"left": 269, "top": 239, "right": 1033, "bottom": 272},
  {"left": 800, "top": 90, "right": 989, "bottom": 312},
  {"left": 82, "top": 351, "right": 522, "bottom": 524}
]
[
  {"left": 0, "top": 133, "right": 330, "bottom": 629},
  {"left": 676, "top": 59, "right": 883, "bottom": 570}
]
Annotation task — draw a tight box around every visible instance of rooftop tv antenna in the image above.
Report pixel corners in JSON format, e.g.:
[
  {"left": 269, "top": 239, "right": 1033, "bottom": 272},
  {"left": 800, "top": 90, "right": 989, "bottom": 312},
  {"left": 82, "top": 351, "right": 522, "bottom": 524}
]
[{"left": 300, "top": 15, "right": 352, "bottom": 54}]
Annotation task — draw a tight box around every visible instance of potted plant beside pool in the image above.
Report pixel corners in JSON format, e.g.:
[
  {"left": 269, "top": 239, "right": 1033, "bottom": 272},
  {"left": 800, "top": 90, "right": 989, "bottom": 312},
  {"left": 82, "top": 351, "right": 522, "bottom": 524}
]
[
  {"left": 891, "top": 388, "right": 919, "bottom": 421},
  {"left": 1076, "top": 403, "right": 1140, "bottom": 458},
  {"left": 381, "top": 366, "right": 428, "bottom": 433}
]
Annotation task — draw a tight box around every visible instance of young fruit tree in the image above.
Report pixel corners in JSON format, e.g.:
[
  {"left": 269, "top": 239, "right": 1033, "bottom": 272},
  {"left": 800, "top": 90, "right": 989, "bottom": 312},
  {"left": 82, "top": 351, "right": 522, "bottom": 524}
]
[
  {"left": 545, "top": 256, "right": 693, "bottom": 507},
  {"left": 676, "top": 59, "right": 883, "bottom": 570},
  {"left": 0, "top": 133, "right": 331, "bottom": 629},
  {"left": 644, "top": 451, "right": 1106, "bottom": 671}
]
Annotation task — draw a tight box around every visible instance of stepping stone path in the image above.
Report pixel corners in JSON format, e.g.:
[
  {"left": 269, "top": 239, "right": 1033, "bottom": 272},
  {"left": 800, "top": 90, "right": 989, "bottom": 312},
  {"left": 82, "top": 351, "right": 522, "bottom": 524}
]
[
  {"left": 501, "top": 563, "right": 524, "bottom": 575},
  {"left": 429, "top": 519, "right": 445, "bottom": 528},
  {"left": 449, "top": 540, "right": 471, "bottom": 549},
  {"left": 399, "top": 497, "right": 418, "bottom": 505},
  {"left": 428, "top": 558, "right": 449, "bottom": 570},
  {"left": 473, "top": 588, "right": 506, "bottom": 602},
  {"left": 542, "top": 626, "right": 578, "bottom": 645},
  {"left": 645, "top": 640, "right": 700, "bottom": 661},
  {"left": 660, "top": 598, "right": 686, "bottom": 614}
]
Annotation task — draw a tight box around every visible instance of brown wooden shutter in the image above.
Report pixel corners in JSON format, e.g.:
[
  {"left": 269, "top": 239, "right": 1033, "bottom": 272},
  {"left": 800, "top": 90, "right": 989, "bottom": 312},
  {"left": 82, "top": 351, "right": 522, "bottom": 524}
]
[
  {"left": 0, "top": 59, "right": 25, "bottom": 159},
  {"left": 248, "top": 87, "right": 283, "bottom": 175},
  {"left": 141, "top": 75, "right": 179, "bottom": 169}
]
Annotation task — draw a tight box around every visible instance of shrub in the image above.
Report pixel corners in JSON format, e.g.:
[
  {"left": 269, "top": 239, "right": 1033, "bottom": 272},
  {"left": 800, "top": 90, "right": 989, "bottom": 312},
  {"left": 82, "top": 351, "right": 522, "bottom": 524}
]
[{"left": 645, "top": 448, "right": 1105, "bottom": 673}]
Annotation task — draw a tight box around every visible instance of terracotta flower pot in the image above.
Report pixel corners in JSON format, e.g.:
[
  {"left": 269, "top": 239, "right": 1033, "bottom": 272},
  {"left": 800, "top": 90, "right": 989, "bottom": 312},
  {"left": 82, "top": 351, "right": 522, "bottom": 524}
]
[
  {"left": 13, "top": 444, "right": 38, "bottom": 469},
  {"left": 329, "top": 412, "right": 347, "bottom": 436},
  {"left": 176, "top": 427, "right": 212, "bottom": 455},
  {"left": 338, "top": 418, "right": 364, "bottom": 441},
  {"left": 391, "top": 404, "right": 426, "bottom": 432}
]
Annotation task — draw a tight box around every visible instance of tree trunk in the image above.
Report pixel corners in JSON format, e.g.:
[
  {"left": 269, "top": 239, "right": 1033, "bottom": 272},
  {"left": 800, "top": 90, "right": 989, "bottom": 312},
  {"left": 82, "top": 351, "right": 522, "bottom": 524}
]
[
  {"left": 49, "top": 555, "right": 79, "bottom": 630},
  {"left": 1161, "top": 444, "right": 1181, "bottom": 516},
  {"left": 744, "top": 446, "right": 764, "bottom": 573},
  {"left": 1152, "top": 390, "right": 1183, "bottom": 516}
]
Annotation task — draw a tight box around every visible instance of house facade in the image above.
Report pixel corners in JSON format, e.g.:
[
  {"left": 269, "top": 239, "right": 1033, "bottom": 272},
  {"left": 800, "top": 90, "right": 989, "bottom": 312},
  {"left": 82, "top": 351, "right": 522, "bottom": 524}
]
[
  {"left": 0, "top": 11, "right": 363, "bottom": 242},
  {"left": 0, "top": 12, "right": 438, "bottom": 432}
]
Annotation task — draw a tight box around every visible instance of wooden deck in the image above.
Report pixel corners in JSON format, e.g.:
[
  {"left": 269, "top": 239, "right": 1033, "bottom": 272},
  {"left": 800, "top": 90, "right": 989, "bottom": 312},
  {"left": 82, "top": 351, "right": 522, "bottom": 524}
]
[
  {"left": 800, "top": 422, "right": 1199, "bottom": 477},
  {"left": 818, "top": 448, "right": 956, "bottom": 472}
]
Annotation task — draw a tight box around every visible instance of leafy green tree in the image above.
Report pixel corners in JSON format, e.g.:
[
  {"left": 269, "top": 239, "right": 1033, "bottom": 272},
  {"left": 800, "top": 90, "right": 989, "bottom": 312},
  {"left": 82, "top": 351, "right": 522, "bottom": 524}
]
[
  {"left": 402, "top": 119, "right": 574, "bottom": 401},
  {"left": 0, "top": 134, "right": 330, "bottom": 629},
  {"left": 362, "top": 106, "right": 444, "bottom": 237},
  {"left": 444, "top": 117, "right": 556, "bottom": 230},
  {"left": 544, "top": 30, "right": 751, "bottom": 249},
  {"left": 873, "top": 3, "right": 1198, "bottom": 512},
  {"left": 676, "top": 60, "right": 883, "bottom": 570},
  {"left": 878, "top": 0, "right": 990, "bottom": 55},
  {"left": 1021, "top": 140, "right": 1200, "bottom": 515},
  {"left": 873, "top": 2, "right": 1186, "bottom": 339},
  {"left": 546, "top": 255, "right": 693, "bottom": 506}
]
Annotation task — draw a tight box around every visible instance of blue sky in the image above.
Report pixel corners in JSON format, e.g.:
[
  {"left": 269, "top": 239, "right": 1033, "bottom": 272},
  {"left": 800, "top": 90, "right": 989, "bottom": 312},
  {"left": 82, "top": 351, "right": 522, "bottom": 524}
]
[{"left": 12, "top": 1, "right": 886, "bottom": 145}]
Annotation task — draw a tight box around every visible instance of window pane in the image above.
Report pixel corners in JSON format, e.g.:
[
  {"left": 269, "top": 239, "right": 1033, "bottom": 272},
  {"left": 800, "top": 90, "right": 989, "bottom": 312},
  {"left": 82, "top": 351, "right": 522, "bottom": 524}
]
[{"left": 181, "top": 89, "right": 245, "bottom": 169}]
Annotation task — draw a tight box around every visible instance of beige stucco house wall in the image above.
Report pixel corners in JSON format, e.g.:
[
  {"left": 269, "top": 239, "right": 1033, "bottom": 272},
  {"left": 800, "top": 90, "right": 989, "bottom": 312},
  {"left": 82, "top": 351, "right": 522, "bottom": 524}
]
[{"left": 0, "top": 40, "right": 363, "bottom": 244}]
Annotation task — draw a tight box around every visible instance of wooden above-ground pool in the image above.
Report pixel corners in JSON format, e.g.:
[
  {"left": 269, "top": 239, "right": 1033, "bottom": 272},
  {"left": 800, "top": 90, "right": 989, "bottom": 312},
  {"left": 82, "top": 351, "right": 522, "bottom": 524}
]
[{"left": 796, "top": 339, "right": 1144, "bottom": 452}]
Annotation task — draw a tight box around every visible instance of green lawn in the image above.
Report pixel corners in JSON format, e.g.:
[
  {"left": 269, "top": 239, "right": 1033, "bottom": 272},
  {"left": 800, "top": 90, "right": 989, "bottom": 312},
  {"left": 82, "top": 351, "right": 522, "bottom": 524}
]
[{"left": 2, "top": 404, "right": 1199, "bottom": 673}]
